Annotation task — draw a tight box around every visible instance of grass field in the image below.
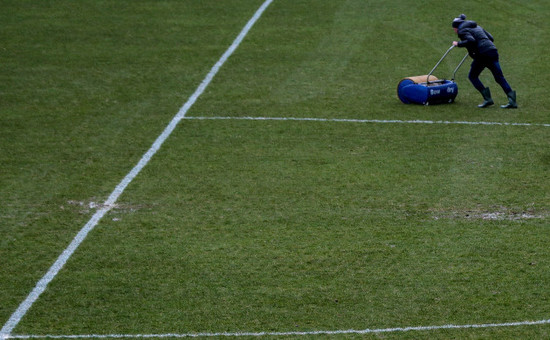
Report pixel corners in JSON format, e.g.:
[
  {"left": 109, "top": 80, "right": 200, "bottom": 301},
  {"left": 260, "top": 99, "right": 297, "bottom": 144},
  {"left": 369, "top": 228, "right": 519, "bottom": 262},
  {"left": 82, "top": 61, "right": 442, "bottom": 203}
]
[{"left": 1, "top": 0, "right": 549, "bottom": 338}]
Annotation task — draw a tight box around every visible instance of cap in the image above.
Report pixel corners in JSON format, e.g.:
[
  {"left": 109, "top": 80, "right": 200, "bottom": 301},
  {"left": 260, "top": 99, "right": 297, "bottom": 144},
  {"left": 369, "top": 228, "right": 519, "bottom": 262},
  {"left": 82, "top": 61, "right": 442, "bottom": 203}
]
[{"left": 452, "top": 14, "right": 466, "bottom": 28}]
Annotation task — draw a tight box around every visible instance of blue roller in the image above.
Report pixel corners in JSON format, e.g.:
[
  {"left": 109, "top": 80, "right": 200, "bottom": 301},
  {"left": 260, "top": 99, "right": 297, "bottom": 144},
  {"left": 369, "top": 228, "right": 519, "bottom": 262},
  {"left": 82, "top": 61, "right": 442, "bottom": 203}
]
[
  {"left": 398, "top": 46, "right": 469, "bottom": 105},
  {"left": 397, "top": 77, "right": 458, "bottom": 105}
]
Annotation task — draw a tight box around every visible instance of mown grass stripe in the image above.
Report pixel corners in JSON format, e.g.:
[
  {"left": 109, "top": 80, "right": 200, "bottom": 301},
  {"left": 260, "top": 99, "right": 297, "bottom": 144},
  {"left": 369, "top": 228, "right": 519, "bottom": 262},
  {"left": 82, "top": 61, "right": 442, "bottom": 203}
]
[{"left": 0, "top": 1, "right": 274, "bottom": 338}]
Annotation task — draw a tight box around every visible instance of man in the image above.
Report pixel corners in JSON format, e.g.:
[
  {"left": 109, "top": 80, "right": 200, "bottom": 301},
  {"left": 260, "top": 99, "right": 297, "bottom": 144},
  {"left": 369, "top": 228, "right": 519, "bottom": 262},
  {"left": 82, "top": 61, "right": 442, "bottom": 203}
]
[{"left": 452, "top": 14, "right": 517, "bottom": 108}]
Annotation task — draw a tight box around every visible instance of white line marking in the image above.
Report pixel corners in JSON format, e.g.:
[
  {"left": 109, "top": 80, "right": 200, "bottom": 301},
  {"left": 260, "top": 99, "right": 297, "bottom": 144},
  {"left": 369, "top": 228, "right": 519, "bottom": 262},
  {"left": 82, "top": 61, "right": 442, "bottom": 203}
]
[
  {"left": 184, "top": 116, "right": 550, "bottom": 127},
  {"left": 0, "top": 1, "right": 274, "bottom": 338},
  {"left": 5, "top": 319, "right": 550, "bottom": 338}
]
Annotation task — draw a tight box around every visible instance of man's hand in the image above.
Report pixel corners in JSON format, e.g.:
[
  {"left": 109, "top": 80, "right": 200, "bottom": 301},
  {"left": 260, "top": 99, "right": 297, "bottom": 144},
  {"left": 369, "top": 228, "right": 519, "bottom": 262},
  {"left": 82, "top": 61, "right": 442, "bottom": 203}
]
[{"left": 452, "top": 41, "right": 459, "bottom": 46}]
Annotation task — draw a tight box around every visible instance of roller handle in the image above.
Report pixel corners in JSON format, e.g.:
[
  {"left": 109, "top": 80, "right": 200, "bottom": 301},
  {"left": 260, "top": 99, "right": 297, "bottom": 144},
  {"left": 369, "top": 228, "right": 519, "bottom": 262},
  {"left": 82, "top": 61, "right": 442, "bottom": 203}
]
[
  {"left": 452, "top": 52, "right": 469, "bottom": 81},
  {"left": 426, "top": 45, "right": 454, "bottom": 84}
]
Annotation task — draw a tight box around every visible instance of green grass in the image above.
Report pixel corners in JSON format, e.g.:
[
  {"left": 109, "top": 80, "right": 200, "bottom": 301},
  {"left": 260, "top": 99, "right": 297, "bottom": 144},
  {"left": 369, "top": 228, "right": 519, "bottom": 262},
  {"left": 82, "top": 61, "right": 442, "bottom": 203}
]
[{"left": 1, "top": 0, "right": 549, "bottom": 338}]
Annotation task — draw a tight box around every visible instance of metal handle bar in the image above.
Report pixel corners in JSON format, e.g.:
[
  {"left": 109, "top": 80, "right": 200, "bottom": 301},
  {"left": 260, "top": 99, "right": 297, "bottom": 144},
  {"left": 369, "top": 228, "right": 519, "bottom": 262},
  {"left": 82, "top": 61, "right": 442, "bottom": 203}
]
[
  {"left": 452, "top": 52, "right": 469, "bottom": 81},
  {"left": 426, "top": 45, "right": 454, "bottom": 84}
]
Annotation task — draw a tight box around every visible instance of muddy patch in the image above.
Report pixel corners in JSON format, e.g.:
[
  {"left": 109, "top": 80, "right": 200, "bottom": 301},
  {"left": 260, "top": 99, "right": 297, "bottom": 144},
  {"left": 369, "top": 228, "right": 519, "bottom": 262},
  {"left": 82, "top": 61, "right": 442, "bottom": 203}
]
[
  {"left": 63, "top": 199, "right": 152, "bottom": 220},
  {"left": 432, "top": 206, "right": 548, "bottom": 221}
]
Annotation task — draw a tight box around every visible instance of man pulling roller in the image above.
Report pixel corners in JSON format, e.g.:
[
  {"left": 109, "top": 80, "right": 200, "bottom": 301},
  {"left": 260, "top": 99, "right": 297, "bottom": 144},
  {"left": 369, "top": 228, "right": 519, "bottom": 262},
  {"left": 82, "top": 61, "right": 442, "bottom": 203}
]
[{"left": 452, "top": 14, "right": 517, "bottom": 108}]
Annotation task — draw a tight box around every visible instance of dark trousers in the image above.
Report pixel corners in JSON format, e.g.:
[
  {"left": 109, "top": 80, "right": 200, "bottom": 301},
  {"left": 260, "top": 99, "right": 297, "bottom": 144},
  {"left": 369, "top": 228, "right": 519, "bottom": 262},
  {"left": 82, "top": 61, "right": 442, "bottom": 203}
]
[{"left": 468, "top": 49, "right": 513, "bottom": 94}]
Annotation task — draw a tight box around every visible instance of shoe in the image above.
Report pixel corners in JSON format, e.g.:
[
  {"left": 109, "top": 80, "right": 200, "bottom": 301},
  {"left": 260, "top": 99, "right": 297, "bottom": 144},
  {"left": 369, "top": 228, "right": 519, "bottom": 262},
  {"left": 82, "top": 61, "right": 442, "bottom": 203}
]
[
  {"left": 501, "top": 91, "right": 517, "bottom": 109},
  {"left": 478, "top": 87, "right": 494, "bottom": 108}
]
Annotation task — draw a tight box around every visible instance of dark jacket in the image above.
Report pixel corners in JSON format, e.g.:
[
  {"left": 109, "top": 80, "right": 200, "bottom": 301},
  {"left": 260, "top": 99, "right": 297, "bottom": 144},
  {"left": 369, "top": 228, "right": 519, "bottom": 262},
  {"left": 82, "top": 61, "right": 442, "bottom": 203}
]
[{"left": 456, "top": 20, "right": 497, "bottom": 59}]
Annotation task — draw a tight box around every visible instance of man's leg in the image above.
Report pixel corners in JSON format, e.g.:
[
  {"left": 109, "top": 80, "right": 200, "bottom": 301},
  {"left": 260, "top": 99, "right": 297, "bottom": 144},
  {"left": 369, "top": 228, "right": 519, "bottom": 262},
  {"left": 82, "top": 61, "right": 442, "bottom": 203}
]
[
  {"left": 487, "top": 59, "right": 517, "bottom": 108},
  {"left": 468, "top": 59, "right": 486, "bottom": 93},
  {"left": 487, "top": 60, "right": 513, "bottom": 94},
  {"left": 469, "top": 59, "right": 494, "bottom": 108}
]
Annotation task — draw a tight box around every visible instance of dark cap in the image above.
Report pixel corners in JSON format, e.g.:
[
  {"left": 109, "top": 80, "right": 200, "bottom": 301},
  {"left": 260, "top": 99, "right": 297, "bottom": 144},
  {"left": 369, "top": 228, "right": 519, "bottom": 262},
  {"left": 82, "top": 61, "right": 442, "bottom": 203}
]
[{"left": 452, "top": 14, "right": 466, "bottom": 28}]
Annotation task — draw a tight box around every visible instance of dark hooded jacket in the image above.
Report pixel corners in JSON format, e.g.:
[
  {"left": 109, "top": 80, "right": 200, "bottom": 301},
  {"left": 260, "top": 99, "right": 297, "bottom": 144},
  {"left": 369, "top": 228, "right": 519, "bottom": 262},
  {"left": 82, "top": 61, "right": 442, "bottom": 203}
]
[{"left": 456, "top": 20, "right": 497, "bottom": 59}]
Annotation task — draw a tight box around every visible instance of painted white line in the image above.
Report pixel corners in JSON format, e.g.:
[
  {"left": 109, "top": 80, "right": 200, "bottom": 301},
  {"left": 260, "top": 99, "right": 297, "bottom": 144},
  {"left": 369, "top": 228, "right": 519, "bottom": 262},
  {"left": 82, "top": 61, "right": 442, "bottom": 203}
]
[
  {"left": 184, "top": 116, "right": 550, "bottom": 127},
  {"left": 0, "top": 1, "right": 274, "bottom": 338},
  {"left": 5, "top": 319, "right": 550, "bottom": 338}
]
